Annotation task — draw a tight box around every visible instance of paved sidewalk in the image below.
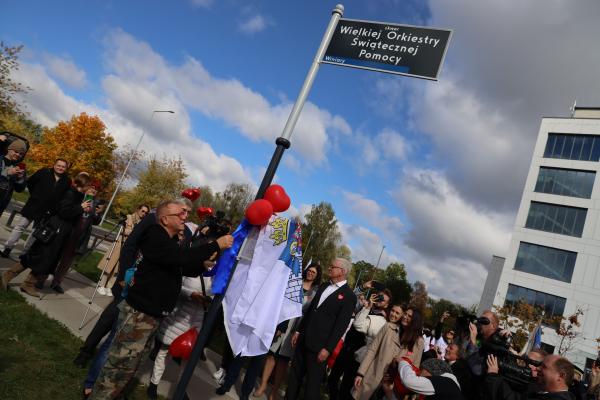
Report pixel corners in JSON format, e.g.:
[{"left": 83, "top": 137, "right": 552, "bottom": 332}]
[{"left": 0, "top": 213, "right": 263, "bottom": 400}]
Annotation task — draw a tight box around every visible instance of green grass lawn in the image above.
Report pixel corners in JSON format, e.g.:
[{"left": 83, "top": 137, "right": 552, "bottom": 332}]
[
  {"left": 0, "top": 289, "right": 164, "bottom": 400},
  {"left": 71, "top": 251, "right": 105, "bottom": 283}
]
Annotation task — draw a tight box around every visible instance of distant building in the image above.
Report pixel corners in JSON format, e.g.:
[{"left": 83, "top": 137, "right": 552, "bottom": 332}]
[{"left": 485, "top": 107, "right": 600, "bottom": 370}]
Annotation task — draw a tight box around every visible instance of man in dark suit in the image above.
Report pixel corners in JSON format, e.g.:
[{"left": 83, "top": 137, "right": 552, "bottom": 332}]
[{"left": 286, "top": 257, "right": 356, "bottom": 400}]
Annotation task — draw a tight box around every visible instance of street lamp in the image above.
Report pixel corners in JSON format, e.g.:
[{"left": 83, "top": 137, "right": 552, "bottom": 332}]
[{"left": 100, "top": 110, "right": 175, "bottom": 225}]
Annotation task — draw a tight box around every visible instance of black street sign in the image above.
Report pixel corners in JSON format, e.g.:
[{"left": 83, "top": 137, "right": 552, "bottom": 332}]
[{"left": 323, "top": 18, "right": 451, "bottom": 80}]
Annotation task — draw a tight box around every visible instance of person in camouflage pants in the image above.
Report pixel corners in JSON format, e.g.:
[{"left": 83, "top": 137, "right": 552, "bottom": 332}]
[
  {"left": 88, "top": 200, "right": 233, "bottom": 399},
  {"left": 91, "top": 302, "right": 160, "bottom": 399}
]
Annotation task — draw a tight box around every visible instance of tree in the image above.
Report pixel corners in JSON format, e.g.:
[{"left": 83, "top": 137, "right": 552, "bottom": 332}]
[
  {"left": 0, "top": 110, "right": 42, "bottom": 143},
  {"left": 302, "top": 202, "right": 341, "bottom": 270},
  {"left": 0, "top": 42, "right": 28, "bottom": 115},
  {"left": 348, "top": 260, "right": 381, "bottom": 290},
  {"left": 494, "top": 301, "right": 544, "bottom": 351},
  {"left": 114, "top": 155, "right": 187, "bottom": 215},
  {"left": 27, "top": 113, "right": 117, "bottom": 195},
  {"left": 410, "top": 281, "right": 428, "bottom": 312},
  {"left": 381, "top": 262, "right": 412, "bottom": 305},
  {"left": 336, "top": 244, "right": 352, "bottom": 260},
  {"left": 556, "top": 307, "right": 584, "bottom": 356},
  {"left": 211, "top": 183, "right": 254, "bottom": 226}
]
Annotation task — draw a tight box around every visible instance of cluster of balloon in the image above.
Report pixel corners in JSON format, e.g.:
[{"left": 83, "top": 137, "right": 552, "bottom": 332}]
[
  {"left": 196, "top": 206, "right": 213, "bottom": 218},
  {"left": 181, "top": 188, "right": 201, "bottom": 202},
  {"left": 169, "top": 327, "right": 199, "bottom": 360},
  {"left": 245, "top": 184, "right": 291, "bottom": 226}
]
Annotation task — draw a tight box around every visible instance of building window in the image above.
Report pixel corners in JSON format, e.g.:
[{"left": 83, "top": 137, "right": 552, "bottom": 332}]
[
  {"left": 535, "top": 167, "right": 595, "bottom": 199},
  {"left": 505, "top": 284, "right": 566, "bottom": 325},
  {"left": 515, "top": 242, "right": 576, "bottom": 283},
  {"left": 540, "top": 343, "right": 555, "bottom": 355},
  {"left": 525, "top": 201, "right": 587, "bottom": 237},
  {"left": 544, "top": 133, "right": 600, "bottom": 161}
]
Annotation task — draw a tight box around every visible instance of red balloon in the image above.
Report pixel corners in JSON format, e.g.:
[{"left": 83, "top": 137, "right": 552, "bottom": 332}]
[
  {"left": 196, "top": 206, "right": 214, "bottom": 218},
  {"left": 181, "top": 188, "right": 201, "bottom": 202},
  {"left": 245, "top": 199, "right": 273, "bottom": 225},
  {"left": 264, "top": 184, "right": 291, "bottom": 212},
  {"left": 169, "top": 328, "right": 198, "bottom": 360}
]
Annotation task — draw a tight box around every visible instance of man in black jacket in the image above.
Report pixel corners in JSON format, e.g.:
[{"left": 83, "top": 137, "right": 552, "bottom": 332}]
[
  {"left": 485, "top": 354, "right": 576, "bottom": 399},
  {"left": 286, "top": 257, "right": 356, "bottom": 400},
  {"left": 90, "top": 200, "right": 233, "bottom": 399},
  {"left": 1, "top": 158, "right": 69, "bottom": 258}
]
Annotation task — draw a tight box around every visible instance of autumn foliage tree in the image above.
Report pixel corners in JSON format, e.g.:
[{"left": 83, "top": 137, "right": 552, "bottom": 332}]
[
  {"left": 114, "top": 155, "right": 187, "bottom": 215},
  {"left": 410, "top": 281, "right": 428, "bottom": 313},
  {"left": 28, "top": 113, "right": 117, "bottom": 195}
]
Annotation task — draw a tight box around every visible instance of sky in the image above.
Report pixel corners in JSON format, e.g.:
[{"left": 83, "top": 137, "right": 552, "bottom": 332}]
[{"left": 3, "top": 0, "right": 600, "bottom": 306}]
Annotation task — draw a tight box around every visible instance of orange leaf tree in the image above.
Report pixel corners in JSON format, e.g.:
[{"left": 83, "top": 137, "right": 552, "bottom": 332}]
[{"left": 27, "top": 112, "right": 117, "bottom": 196}]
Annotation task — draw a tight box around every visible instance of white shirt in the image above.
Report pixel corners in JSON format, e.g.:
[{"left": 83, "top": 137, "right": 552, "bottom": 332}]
[{"left": 317, "top": 280, "right": 347, "bottom": 307}]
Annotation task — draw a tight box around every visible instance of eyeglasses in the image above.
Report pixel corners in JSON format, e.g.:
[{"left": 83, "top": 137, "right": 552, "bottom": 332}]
[
  {"left": 328, "top": 265, "right": 342, "bottom": 270},
  {"left": 165, "top": 211, "right": 188, "bottom": 219},
  {"left": 140, "top": 209, "right": 149, "bottom": 214}
]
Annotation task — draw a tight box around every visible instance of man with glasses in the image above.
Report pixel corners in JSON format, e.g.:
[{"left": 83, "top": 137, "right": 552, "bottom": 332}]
[
  {"left": 286, "top": 258, "right": 356, "bottom": 400},
  {"left": 90, "top": 199, "right": 233, "bottom": 399}
]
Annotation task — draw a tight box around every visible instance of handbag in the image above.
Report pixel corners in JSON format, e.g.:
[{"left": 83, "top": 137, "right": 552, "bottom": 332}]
[{"left": 32, "top": 217, "right": 59, "bottom": 244}]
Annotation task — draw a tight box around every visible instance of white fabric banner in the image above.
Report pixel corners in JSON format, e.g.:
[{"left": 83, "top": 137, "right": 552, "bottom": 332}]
[{"left": 224, "top": 215, "right": 303, "bottom": 356}]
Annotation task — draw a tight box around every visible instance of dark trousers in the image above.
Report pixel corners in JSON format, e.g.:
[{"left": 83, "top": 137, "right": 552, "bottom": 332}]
[
  {"left": 81, "top": 297, "right": 120, "bottom": 356},
  {"left": 222, "top": 354, "right": 265, "bottom": 397},
  {"left": 327, "top": 345, "right": 359, "bottom": 400},
  {"left": 286, "top": 343, "right": 327, "bottom": 400},
  {"left": 328, "top": 346, "right": 358, "bottom": 400}
]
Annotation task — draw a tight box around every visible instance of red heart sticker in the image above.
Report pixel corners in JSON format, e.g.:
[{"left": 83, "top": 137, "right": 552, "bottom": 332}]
[{"left": 338, "top": 294, "right": 344, "bottom": 300}]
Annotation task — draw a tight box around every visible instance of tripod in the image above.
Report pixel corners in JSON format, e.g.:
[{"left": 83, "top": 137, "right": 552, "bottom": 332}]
[{"left": 78, "top": 220, "right": 125, "bottom": 330}]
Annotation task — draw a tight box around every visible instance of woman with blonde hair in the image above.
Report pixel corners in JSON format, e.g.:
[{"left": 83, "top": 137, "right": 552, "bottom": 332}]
[{"left": 353, "top": 306, "right": 424, "bottom": 400}]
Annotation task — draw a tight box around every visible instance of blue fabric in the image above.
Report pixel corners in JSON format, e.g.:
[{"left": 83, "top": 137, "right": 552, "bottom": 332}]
[
  {"left": 278, "top": 221, "right": 301, "bottom": 275},
  {"left": 206, "top": 219, "right": 252, "bottom": 295},
  {"left": 533, "top": 325, "right": 542, "bottom": 349},
  {"left": 84, "top": 315, "right": 119, "bottom": 389}
]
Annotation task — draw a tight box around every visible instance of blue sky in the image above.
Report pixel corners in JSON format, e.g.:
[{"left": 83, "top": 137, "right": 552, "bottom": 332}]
[{"left": 3, "top": 0, "right": 600, "bottom": 305}]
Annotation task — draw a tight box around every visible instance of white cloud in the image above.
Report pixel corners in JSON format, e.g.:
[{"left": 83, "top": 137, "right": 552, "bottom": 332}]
[
  {"left": 103, "top": 29, "right": 350, "bottom": 164},
  {"left": 13, "top": 63, "right": 251, "bottom": 191},
  {"left": 376, "top": 128, "right": 410, "bottom": 161},
  {"left": 239, "top": 15, "right": 269, "bottom": 34},
  {"left": 341, "top": 191, "right": 403, "bottom": 238},
  {"left": 42, "top": 53, "right": 87, "bottom": 89},
  {"left": 396, "top": 168, "right": 511, "bottom": 265}
]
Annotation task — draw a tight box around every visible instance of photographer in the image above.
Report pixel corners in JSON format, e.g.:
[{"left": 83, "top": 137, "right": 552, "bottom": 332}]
[
  {"left": 486, "top": 354, "right": 576, "bottom": 399},
  {"left": 484, "top": 349, "right": 546, "bottom": 399},
  {"left": 0, "top": 136, "right": 27, "bottom": 216}
]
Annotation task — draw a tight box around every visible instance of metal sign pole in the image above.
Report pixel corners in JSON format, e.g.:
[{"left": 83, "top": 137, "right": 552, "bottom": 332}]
[{"left": 172, "top": 5, "right": 344, "bottom": 399}]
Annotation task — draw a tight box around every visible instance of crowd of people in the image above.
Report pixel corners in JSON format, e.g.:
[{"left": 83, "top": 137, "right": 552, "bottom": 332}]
[{"left": 0, "top": 135, "right": 599, "bottom": 400}]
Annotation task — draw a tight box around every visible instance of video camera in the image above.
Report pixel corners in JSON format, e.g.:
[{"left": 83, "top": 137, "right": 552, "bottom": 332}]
[
  {"left": 190, "top": 210, "right": 231, "bottom": 247},
  {"left": 482, "top": 330, "right": 541, "bottom": 389}
]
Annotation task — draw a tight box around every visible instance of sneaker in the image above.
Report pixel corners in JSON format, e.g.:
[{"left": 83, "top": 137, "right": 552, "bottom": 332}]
[
  {"left": 146, "top": 383, "right": 158, "bottom": 400},
  {"left": 215, "top": 386, "right": 228, "bottom": 396},
  {"left": 213, "top": 367, "right": 225, "bottom": 383},
  {"left": 1, "top": 247, "right": 12, "bottom": 258},
  {"left": 97, "top": 287, "right": 106, "bottom": 295},
  {"left": 105, "top": 289, "right": 113, "bottom": 297},
  {"left": 51, "top": 284, "right": 65, "bottom": 294}
]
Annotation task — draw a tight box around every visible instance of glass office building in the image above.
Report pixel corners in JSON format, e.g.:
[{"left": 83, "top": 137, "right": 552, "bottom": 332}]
[{"left": 479, "top": 107, "right": 600, "bottom": 370}]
